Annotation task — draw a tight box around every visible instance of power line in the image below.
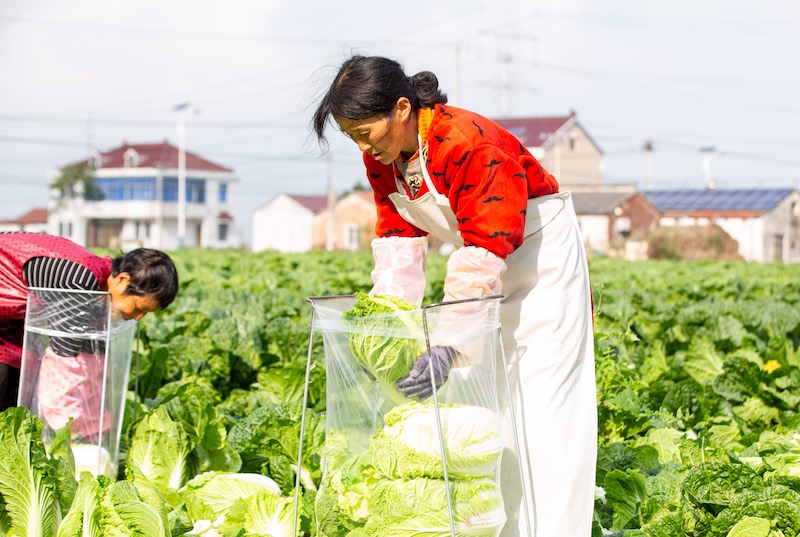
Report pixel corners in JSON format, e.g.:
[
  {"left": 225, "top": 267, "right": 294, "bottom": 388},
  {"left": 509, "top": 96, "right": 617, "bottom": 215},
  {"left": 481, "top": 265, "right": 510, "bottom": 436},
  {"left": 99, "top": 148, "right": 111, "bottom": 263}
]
[
  {"left": 0, "top": 16, "right": 340, "bottom": 45},
  {"left": 0, "top": 114, "right": 306, "bottom": 130}
]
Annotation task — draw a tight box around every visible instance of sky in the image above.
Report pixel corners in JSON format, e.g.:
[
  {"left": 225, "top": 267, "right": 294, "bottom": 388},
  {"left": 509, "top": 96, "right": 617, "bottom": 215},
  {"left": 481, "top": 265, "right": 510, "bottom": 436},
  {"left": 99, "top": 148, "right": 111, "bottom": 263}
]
[{"left": 1, "top": 0, "right": 799, "bottom": 243}]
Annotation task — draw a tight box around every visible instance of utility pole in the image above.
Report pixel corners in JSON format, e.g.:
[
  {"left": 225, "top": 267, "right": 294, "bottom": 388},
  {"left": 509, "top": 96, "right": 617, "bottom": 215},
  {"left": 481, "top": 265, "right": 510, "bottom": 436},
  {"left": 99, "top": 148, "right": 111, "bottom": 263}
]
[
  {"left": 175, "top": 103, "right": 189, "bottom": 248},
  {"left": 643, "top": 140, "right": 654, "bottom": 189},
  {"left": 453, "top": 45, "right": 462, "bottom": 106},
  {"left": 326, "top": 152, "right": 336, "bottom": 251},
  {"left": 700, "top": 146, "right": 717, "bottom": 189},
  {"left": 174, "top": 103, "right": 200, "bottom": 247}
]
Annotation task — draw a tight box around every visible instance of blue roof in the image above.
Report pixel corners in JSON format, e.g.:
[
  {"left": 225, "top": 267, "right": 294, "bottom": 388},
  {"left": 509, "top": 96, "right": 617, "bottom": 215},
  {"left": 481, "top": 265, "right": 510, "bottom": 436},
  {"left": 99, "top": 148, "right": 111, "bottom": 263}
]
[{"left": 643, "top": 188, "right": 793, "bottom": 213}]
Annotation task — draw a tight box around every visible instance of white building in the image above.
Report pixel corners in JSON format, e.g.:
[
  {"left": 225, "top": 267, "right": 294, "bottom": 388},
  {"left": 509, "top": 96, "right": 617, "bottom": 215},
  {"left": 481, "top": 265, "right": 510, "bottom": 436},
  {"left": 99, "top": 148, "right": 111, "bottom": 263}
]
[
  {"left": 252, "top": 194, "right": 328, "bottom": 252},
  {"left": 0, "top": 208, "right": 49, "bottom": 234},
  {"left": 645, "top": 188, "right": 800, "bottom": 263},
  {"left": 48, "top": 141, "right": 240, "bottom": 250}
]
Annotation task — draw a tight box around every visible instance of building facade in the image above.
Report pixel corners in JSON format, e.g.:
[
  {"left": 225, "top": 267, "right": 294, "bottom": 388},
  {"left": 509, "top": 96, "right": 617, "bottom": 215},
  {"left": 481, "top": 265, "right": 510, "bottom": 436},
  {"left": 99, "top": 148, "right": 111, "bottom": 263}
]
[
  {"left": 645, "top": 188, "right": 800, "bottom": 263},
  {"left": 494, "top": 111, "right": 604, "bottom": 187},
  {"left": 570, "top": 185, "right": 661, "bottom": 259},
  {"left": 48, "top": 141, "right": 240, "bottom": 250},
  {"left": 252, "top": 194, "right": 328, "bottom": 252}
]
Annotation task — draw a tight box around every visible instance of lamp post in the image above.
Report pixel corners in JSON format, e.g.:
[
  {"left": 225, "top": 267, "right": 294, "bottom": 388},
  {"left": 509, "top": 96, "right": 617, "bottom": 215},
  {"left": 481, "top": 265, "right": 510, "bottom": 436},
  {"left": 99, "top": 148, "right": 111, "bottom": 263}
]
[
  {"left": 700, "top": 146, "right": 718, "bottom": 190},
  {"left": 174, "top": 102, "right": 198, "bottom": 248}
]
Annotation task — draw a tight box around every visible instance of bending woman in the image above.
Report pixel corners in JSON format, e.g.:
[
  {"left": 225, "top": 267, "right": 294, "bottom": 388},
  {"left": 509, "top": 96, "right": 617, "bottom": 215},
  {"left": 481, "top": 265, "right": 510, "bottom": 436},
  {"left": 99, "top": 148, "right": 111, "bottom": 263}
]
[{"left": 311, "top": 55, "right": 597, "bottom": 537}]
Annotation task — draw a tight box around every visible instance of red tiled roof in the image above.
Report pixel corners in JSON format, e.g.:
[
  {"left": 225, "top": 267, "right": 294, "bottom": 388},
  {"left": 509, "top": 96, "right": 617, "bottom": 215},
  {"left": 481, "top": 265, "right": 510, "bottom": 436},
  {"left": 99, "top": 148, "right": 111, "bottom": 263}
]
[
  {"left": 218, "top": 211, "right": 234, "bottom": 221},
  {"left": 493, "top": 112, "right": 576, "bottom": 148},
  {"left": 84, "top": 141, "right": 232, "bottom": 172},
  {"left": 289, "top": 195, "right": 328, "bottom": 213},
  {"left": 0, "top": 207, "right": 48, "bottom": 224},
  {"left": 18, "top": 207, "right": 48, "bottom": 224}
]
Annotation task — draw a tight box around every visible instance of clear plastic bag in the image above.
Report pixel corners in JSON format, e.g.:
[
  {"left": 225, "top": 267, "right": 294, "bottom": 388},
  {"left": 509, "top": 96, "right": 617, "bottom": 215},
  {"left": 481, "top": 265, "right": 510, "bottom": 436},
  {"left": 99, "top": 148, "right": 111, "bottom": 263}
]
[
  {"left": 302, "top": 293, "right": 528, "bottom": 537},
  {"left": 17, "top": 287, "right": 136, "bottom": 478}
]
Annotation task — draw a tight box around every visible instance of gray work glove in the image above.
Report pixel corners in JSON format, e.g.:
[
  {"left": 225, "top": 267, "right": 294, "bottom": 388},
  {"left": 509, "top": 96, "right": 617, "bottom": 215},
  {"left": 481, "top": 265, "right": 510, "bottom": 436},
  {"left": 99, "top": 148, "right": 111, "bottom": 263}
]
[{"left": 396, "top": 346, "right": 458, "bottom": 400}]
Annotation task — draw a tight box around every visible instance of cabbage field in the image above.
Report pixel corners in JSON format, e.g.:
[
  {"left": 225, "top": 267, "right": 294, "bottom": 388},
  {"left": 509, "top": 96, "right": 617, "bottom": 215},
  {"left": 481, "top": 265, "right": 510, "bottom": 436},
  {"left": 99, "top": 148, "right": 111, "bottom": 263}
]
[{"left": 1, "top": 250, "right": 799, "bottom": 536}]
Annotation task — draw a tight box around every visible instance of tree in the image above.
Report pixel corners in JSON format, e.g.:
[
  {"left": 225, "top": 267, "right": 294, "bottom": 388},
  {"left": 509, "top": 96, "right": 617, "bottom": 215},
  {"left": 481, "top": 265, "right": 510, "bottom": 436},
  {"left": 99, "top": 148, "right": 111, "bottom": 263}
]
[{"left": 50, "top": 163, "right": 105, "bottom": 201}]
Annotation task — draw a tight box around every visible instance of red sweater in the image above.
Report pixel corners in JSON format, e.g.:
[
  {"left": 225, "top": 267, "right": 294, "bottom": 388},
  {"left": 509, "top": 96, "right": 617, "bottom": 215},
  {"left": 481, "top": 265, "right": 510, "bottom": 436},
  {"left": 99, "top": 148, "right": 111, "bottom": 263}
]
[{"left": 363, "top": 104, "right": 559, "bottom": 258}]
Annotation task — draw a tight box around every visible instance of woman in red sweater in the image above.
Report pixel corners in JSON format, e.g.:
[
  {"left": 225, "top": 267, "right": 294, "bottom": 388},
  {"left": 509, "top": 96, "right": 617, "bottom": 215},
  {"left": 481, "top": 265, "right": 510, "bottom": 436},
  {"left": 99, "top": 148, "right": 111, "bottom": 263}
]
[{"left": 312, "top": 55, "right": 596, "bottom": 537}]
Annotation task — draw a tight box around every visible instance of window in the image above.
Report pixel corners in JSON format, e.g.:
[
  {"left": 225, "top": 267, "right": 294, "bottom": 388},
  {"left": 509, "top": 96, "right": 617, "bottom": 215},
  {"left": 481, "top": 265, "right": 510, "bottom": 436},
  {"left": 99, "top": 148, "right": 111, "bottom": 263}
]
[
  {"left": 94, "top": 177, "right": 157, "bottom": 201},
  {"left": 90, "top": 150, "right": 103, "bottom": 169},
  {"left": 163, "top": 178, "right": 206, "bottom": 202},
  {"left": 123, "top": 149, "right": 140, "bottom": 168},
  {"left": 614, "top": 217, "right": 631, "bottom": 238},
  {"left": 219, "top": 183, "right": 228, "bottom": 202},
  {"left": 344, "top": 224, "right": 361, "bottom": 251},
  {"left": 218, "top": 223, "right": 229, "bottom": 242},
  {"left": 134, "top": 221, "right": 151, "bottom": 239},
  {"left": 774, "top": 234, "right": 784, "bottom": 262}
]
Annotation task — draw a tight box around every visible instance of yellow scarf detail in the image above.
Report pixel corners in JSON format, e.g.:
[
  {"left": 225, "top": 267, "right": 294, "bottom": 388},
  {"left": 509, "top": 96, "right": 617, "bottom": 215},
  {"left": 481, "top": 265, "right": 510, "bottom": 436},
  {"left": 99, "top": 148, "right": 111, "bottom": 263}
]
[{"left": 397, "top": 107, "right": 434, "bottom": 163}]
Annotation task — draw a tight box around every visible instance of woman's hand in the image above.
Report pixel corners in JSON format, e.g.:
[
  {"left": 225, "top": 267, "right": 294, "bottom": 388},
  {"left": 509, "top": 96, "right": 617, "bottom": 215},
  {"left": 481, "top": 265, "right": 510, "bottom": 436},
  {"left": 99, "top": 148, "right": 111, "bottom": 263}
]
[{"left": 396, "top": 346, "right": 458, "bottom": 399}]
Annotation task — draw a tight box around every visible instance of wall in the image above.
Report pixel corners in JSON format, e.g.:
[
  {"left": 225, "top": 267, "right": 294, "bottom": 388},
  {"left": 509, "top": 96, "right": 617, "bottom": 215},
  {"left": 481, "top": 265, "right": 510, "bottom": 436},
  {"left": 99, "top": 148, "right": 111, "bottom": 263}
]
[
  {"left": 576, "top": 214, "right": 610, "bottom": 254},
  {"left": 538, "top": 124, "right": 604, "bottom": 187},
  {"left": 312, "top": 192, "right": 377, "bottom": 251},
  {"left": 762, "top": 192, "right": 800, "bottom": 263},
  {"left": 252, "top": 195, "right": 314, "bottom": 252}
]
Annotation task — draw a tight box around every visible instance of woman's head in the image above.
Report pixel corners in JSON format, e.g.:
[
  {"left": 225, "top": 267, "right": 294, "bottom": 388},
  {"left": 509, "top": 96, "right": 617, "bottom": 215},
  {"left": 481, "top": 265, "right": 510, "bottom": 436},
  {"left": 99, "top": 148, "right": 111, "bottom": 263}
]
[
  {"left": 107, "top": 248, "right": 178, "bottom": 321},
  {"left": 312, "top": 55, "right": 448, "bottom": 155}
]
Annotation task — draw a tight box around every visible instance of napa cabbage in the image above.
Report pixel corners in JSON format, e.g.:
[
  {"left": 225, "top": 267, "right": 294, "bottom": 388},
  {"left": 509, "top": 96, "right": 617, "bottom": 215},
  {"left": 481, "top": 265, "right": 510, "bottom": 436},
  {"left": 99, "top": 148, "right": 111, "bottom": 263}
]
[
  {"left": 345, "top": 292, "right": 425, "bottom": 403},
  {"left": 365, "top": 476, "right": 506, "bottom": 537},
  {"left": 178, "top": 471, "right": 300, "bottom": 537},
  {"left": 56, "top": 471, "right": 172, "bottom": 537},
  {"left": 0, "top": 407, "right": 76, "bottom": 537},
  {"left": 180, "top": 471, "right": 281, "bottom": 523},
  {"left": 370, "top": 402, "right": 503, "bottom": 479}
]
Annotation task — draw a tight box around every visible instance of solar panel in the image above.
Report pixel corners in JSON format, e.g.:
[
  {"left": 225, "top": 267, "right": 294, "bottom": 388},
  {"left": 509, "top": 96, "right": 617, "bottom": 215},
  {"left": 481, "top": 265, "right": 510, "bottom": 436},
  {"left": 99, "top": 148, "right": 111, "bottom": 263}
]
[{"left": 643, "top": 188, "right": 792, "bottom": 212}]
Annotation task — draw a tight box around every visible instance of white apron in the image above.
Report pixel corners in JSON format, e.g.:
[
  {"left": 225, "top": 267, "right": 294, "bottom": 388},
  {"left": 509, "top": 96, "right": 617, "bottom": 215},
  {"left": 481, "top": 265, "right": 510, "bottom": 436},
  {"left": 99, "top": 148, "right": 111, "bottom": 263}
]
[{"left": 388, "top": 141, "right": 597, "bottom": 537}]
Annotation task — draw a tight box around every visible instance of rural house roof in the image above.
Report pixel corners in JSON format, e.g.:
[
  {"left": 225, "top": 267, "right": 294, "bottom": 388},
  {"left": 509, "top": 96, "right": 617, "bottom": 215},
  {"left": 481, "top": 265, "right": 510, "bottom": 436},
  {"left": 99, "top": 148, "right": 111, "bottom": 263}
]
[
  {"left": 644, "top": 188, "right": 794, "bottom": 218},
  {"left": 571, "top": 191, "right": 638, "bottom": 215},
  {"left": 0, "top": 207, "right": 48, "bottom": 224},
  {"left": 288, "top": 194, "right": 328, "bottom": 213},
  {"left": 81, "top": 141, "right": 232, "bottom": 172},
  {"left": 493, "top": 111, "right": 602, "bottom": 153}
]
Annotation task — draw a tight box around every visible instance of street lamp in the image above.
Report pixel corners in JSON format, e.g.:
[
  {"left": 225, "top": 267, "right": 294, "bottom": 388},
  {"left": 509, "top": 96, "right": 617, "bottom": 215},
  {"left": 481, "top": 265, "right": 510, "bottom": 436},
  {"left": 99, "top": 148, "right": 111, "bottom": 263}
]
[
  {"left": 174, "top": 102, "right": 199, "bottom": 247},
  {"left": 700, "top": 146, "right": 717, "bottom": 190}
]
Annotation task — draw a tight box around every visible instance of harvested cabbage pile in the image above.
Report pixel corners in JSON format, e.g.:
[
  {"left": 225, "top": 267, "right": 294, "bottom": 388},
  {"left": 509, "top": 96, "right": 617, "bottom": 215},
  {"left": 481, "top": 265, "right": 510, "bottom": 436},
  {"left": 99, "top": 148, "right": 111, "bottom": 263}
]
[
  {"left": 371, "top": 402, "right": 504, "bottom": 479},
  {"left": 316, "top": 402, "right": 507, "bottom": 537}
]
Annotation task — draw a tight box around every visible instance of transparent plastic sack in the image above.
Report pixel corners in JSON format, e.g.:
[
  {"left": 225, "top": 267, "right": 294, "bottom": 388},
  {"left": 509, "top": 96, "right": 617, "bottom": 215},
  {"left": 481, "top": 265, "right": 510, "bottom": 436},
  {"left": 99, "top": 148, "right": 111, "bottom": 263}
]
[
  {"left": 370, "top": 236, "right": 428, "bottom": 307},
  {"left": 303, "top": 293, "right": 528, "bottom": 537},
  {"left": 17, "top": 287, "right": 136, "bottom": 479}
]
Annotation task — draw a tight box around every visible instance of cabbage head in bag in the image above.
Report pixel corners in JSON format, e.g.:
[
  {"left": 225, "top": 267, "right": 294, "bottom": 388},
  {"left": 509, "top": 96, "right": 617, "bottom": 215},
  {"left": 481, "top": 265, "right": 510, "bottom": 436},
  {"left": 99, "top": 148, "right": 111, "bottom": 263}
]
[{"left": 345, "top": 293, "right": 425, "bottom": 403}]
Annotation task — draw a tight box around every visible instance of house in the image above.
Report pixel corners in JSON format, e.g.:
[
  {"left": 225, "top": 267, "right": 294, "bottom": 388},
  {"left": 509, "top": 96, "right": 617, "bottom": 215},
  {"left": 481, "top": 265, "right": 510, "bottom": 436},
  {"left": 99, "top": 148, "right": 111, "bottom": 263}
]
[
  {"left": 252, "top": 194, "right": 328, "bottom": 252},
  {"left": 48, "top": 141, "right": 240, "bottom": 250},
  {"left": 644, "top": 188, "right": 800, "bottom": 263},
  {"left": 312, "top": 190, "right": 377, "bottom": 251},
  {"left": 0, "top": 208, "right": 49, "bottom": 234},
  {"left": 494, "top": 111, "right": 604, "bottom": 187},
  {"left": 569, "top": 185, "right": 660, "bottom": 259}
]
